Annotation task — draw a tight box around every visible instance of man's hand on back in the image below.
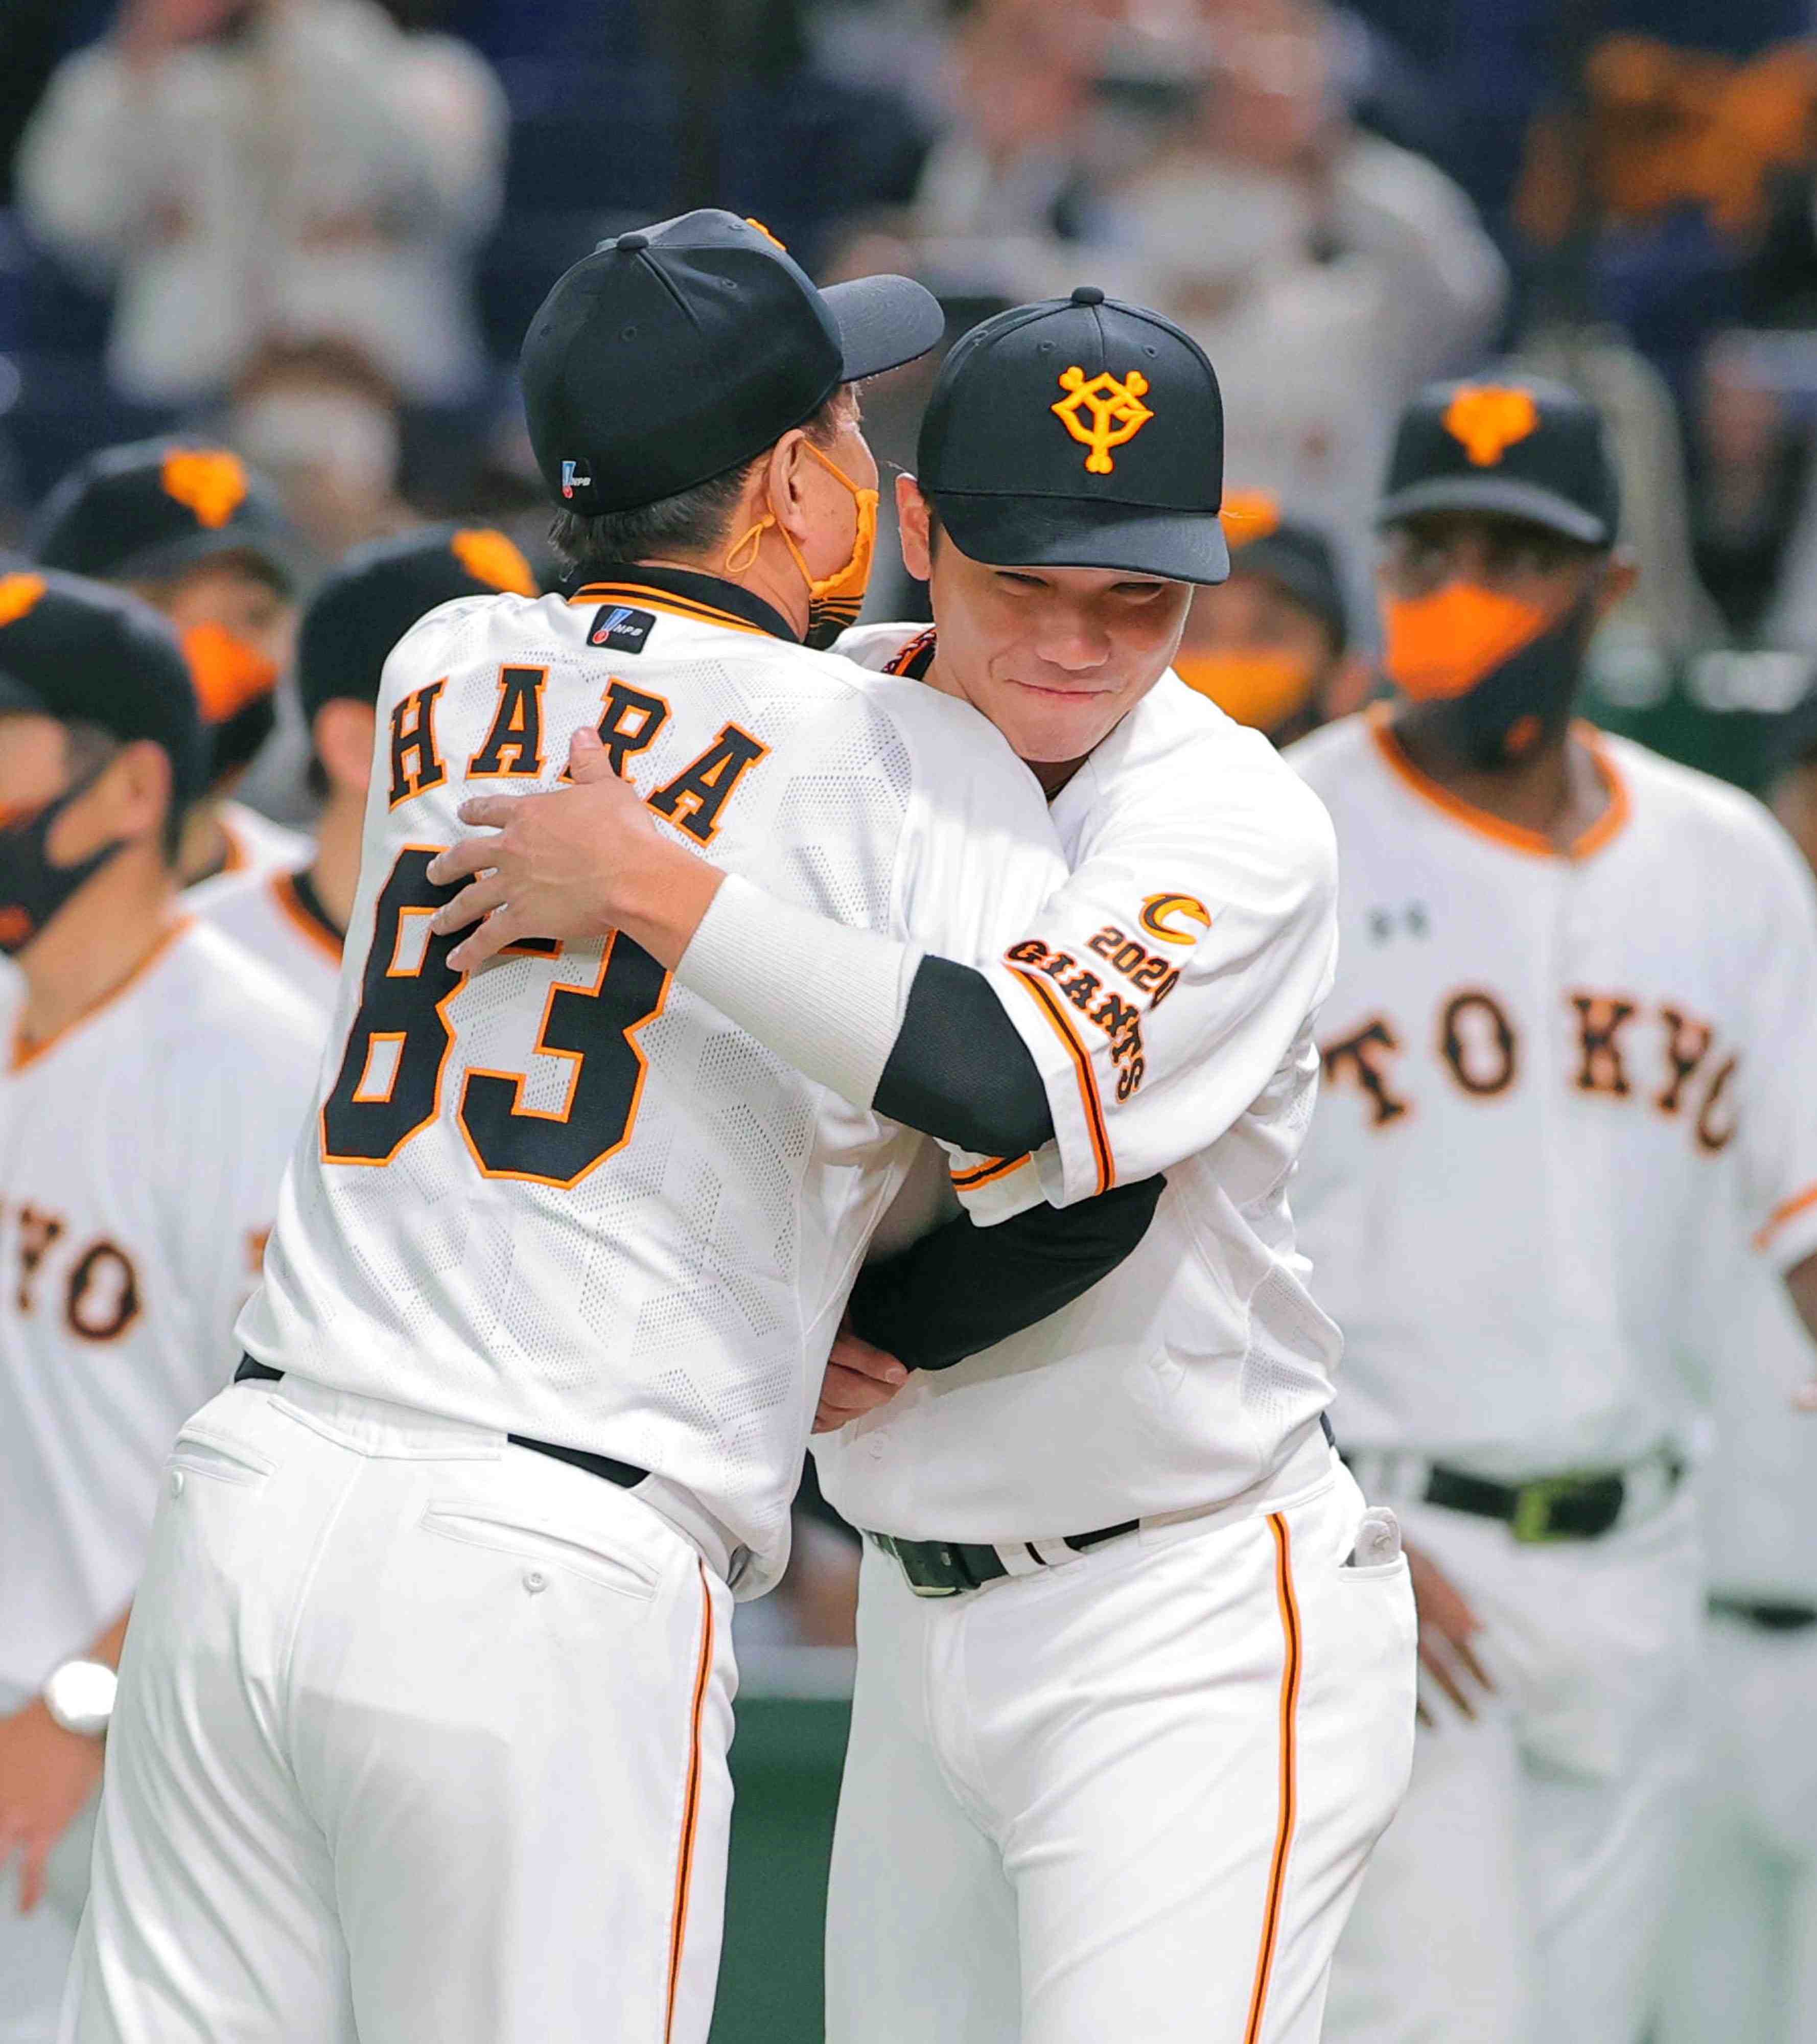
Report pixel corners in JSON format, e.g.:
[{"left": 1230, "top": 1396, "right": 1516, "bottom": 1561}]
[
  {"left": 428, "top": 728, "right": 722, "bottom": 972},
  {"left": 814, "top": 1317, "right": 910, "bottom": 1434}
]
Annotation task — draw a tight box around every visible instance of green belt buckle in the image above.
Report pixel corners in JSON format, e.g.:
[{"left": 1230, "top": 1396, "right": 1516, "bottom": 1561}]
[{"left": 1510, "top": 1475, "right": 1576, "bottom": 1544}]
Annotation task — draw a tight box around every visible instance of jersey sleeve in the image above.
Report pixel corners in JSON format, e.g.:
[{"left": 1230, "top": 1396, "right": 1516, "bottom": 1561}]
[
  {"left": 977, "top": 740, "right": 1339, "bottom": 1204},
  {"left": 1735, "top": 823, "right": 1817, "bottom": 1271},
  {"left": 884, "top": 699, "right": 1073, "bottom": 1225}
]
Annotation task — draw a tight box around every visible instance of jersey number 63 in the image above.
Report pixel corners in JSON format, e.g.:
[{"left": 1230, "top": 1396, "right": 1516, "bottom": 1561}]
[{"left": 320, "top": 847, "right": 670, "bottom": 1189}]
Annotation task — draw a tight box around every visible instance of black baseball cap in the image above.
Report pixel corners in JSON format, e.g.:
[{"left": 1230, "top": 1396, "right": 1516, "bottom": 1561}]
[
  {"left": 1378, "top": 375, "right": 1620, "bottom": 548},
  {"left": 1220, "top": 492, "right": 1349, "bottom": 647},
  {"left": 917, "top": 287, "right": 1227, "bottom": 585},
  {"left": 0, "top": 570, "right": 207, "bottom": 808},
  {"left": 30, "top": 438, "right": 303, "bottom": 592},
  {"left": 520, "top": 209, "right": 944, "bottom": 516},
  {"left": 297, "top": 524, "right": 541, "bottom": 724}
]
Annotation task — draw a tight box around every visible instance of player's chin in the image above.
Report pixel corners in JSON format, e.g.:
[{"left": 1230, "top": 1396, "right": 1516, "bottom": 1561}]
[{"left": 999, "top": 686, "right": 1125, "bottom": 763}]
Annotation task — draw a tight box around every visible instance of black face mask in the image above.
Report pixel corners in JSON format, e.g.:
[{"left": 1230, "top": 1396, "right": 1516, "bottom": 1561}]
[
  {"left": 0, "top": 777, "right": 128, "bottom": 956},
  {"left": 1408, "top": 586, "right": 1599, "bottom": 771}
]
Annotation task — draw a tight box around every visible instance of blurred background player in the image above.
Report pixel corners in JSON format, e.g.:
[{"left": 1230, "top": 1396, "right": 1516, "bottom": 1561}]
[
  {"left": 1173, "top": 490, "right": 1372, "bottom": 748},
  {"left": 1290, "top": 376, "right": 1817, "bottom": 2044},
  {"left": 191, "top": 522, "right": 540, "bottom": 1011},
  {"left": 28, "top": 439, "right": 308, "bottom": 889},
  {"left": 0, "top": 571, "right": 321, "bottom": 2044},
  {"left": 1655, "top": 690, "right": 1817, "bottom": 2044}
]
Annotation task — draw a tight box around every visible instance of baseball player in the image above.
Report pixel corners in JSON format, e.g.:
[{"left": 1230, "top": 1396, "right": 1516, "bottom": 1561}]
[
  {"left": 1172, "top": 492, "right": 1371, "bottom": 748},
  {"left": 31, "top": 439, "right": 309, "bottom": 886},
  {"left": 1281, "top": 377, "right": 1817, "bottom": 2044},
  {"left": 0, "top": 572, "right": 322, "bottom": 2044},
  {"left": 192, "top": 524, "right": 541, "bottom": 1010},
  {"left": 60, "top": 214, "right": 1163, "bottom": 2044},
  {"left": 432, "top": 291, "right": 1418, "bottom": 2043},
  {"left": 1655, "top": 699, "right": 1817, "bottom": 2044}
]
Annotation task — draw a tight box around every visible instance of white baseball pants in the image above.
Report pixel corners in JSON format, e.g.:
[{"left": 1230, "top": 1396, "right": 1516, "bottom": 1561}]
[
  {"left": 824, "top": 1455, "right": 1417, "bottom": 2044},
  {"left": 1658, "top": 1608, "right": 1817, "bottom": 2044},
  {"left": 1322, "top": 1486, "right": 1702, "bottom": 2044},
  {"left": 57, "top": 1374, "right": 737, "bottom": 2044}
]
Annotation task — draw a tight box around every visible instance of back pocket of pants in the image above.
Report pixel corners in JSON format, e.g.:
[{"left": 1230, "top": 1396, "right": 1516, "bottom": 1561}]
[
  {"left": 419, "top": 1499, "right": 660, "bottom": 1600},
  {"left": 169, "top": 1429, "right": 275, "bottom": 1489}
]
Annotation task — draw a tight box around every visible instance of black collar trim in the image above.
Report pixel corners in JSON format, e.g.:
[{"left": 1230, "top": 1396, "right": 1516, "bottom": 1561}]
[{"left": 560, "top": 560, "right": 799, "bottom": 645}]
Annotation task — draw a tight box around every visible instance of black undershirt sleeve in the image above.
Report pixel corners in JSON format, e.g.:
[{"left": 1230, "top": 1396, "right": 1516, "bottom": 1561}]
[
  {"left": 872, "top": 956, "right": 1055, "bottom": 1159},
  {"left": 846, "top": 1173, "right": 1164, "bottom": 1373}
]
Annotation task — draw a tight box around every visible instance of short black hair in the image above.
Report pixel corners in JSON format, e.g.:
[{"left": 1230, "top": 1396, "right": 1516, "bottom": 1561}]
[
  {"left": 548, "top": 391, "right": 850, "bottom": 570},
  {"left": 62, "top": 719, "right": 185, "bottom": 863}
]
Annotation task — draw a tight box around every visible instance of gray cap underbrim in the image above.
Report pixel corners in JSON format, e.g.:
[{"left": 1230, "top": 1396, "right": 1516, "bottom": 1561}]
[
  {"left": 934, "top": 491, "right": 1229, "bottom": 585},
  {"left": 1376, "top": 475, "right": 1610, "bottom": 546},
  {"left": 0, "top": 668, "right": 47, "bottom": 718},
  {"left": 105, "top": 524, "right": 304, "bottom": 595},
  {"left": 824, "top": 274, "right": 947, "bottom": 381}
]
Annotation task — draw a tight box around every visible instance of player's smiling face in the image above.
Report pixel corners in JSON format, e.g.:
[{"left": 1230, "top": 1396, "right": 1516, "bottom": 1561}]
[{"left": 899, "top": 477, "right": 1190, "bottom": 772}]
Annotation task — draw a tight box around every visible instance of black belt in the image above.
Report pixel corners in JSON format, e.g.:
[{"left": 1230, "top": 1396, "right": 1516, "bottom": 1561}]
[
  {"left": 1344, "top": 1445, "right": 1684, "bottom": 1543},
  {"left": 234, "top": 1358, "right": 649, "bottom": 1492},
  {"left": 873, "top": 1414, "right": 1340, "bottom": 1597},
  {"left": 867, "top": 1517, "right": 1140, "bottom": 1597},
  {"left": 1710, "top": 1594, "right": 1817, "bottom": 1634}
]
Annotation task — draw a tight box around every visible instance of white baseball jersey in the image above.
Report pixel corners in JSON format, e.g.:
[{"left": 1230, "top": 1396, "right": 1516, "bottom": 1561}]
[
  {"left": 202, "top": 797, "right": 313, "bottom": 888},
  {"left": 240, "top": 577, "right": 1071, "bottom": 1596},
  {"left": 813, "top": 622, "right": 1343, "bottom": 1542},
  {"left": 190, "top": 865, "right": 342, "bottom": 1014},
  {"left": 0, "top": 917, "right": 323, "bottom": 1712},
  {"left": 1290, "top": 707, "right": 1817, "bottom": 1479}
]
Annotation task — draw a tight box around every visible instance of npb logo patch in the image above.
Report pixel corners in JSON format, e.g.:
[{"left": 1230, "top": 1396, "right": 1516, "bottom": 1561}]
[
  {"left": 586, "top": 604, "right": 655, "bottom": 654},
  {"left": 561, "top": 459, "right": 593, "bottom": 500}
]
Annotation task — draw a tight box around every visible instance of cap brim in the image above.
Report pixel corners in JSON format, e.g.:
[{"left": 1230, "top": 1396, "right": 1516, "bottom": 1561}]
[
  {"left": 822, "top": 274, "right": 947, "bottom": 381},
  {"left": 1231, "top": 538, "right": 1348, "bottom": 643},
  {"left": 1376, "top": 476, "right": 1610, "bottom": 546},
  {"left": 0, "top": 666, "right": 50, "bottom": 718},
  {"left": 110, "top": 524, "right": 305, "bottom": 596},
  {"left": 935, "top": 491, "right": 1229, "bottom": 586}
]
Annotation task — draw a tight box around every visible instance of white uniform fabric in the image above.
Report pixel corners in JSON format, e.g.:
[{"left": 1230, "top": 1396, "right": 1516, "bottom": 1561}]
[
  {"left": 806, "top": 625, "right": 1410, "bottom": 2044},
  {"left": 244, "top": 588, "right": 1067, "bottom": 1595},
  {"left": 1659, "top": 1239, "right": 1817, "bottom": 2044},
  {"left": 61, "top": 1373, "right": 738, "bottom": 2044},
  {"left": 820, "top": 623, "right": 1346, "bottom": 1539},
  {"left": 65, "top": 580, "right": 1070, "bottom": 2044},
  {"left": 1289, "top": 709, "right": 1817, "bottom": 2044},
  {"left": 827, "top": 1455, "right": 1416, "bottom": 2044},
  {"left": 202, "top": 798, "right": 313, "bottom": 892},
  {"left": 189, "top": 867, "right": 342, "bottom": 1014},
  {"left": 0, "top": 919, "right": 322, "bottom": 2040}
]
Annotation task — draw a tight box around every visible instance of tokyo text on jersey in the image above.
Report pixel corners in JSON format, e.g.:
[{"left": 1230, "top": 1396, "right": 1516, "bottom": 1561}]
[
  {"left": 812, "top": 622, "right": 1345, "bottom": 1540},
  {"left": 0, "top": 919, "right": 323, "bottom": 1715},
  {"left": 1291, "top": 706, "right": 1817, "bottom": 1479},
  {"left": 190, "top": 865, "right": 341, "bottom": 1014},
  {"left": 240, "top": 575, "right": 1075, "bottom": 1596}
]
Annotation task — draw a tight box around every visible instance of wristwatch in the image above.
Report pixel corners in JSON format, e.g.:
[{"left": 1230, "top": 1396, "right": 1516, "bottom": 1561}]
[{"left": 41, "top": 1660, "right": 118, "bottom": 1739}]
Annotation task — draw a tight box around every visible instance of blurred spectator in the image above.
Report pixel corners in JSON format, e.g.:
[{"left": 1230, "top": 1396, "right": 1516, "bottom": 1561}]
[
  {"left": 1173, "top": 489, "right": 1370, "bottom": 747},
  {"left": 225, "top": 338, "right": 414, "bottom": 559},
  {"left": 29, "top": 438, "right": 310, "bottom": 886},
  {"left": 14, "top": 0, "right": 506, "bottom": 406},
  {"left": 1099, "top": 0, "right": 1506, "bottom": 622}
]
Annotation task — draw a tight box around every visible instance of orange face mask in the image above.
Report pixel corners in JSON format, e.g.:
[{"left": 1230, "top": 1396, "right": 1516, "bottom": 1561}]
[
  {"left": 1174, "top": 649, "right": 1320, "bottom": 733},
  {"left": 725, "top": 439, "right": 878, "bottom": 649},
  {"left": 1381, "top": 584, "right": 1555, "bottom": 702},
  {"left": 181, "top": 622, "right": 281, "bottom": 726}
]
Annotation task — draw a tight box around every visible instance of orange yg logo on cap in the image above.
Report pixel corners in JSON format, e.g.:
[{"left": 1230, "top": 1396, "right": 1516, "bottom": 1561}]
[
  {"left": 1053, "top": 367, "right": 1153, "bottom": 474},
  {"left": 161, "top": 449, "right": 249, "bottom": 529},
  {"left": 0, "top": 573, "right": 47, "bottom": 626},
  {"left": 1442, "top": 387, "right": 1541, "bottom": 467},
  {"left": 451, "top": 529, "right": 538, "bottom": 596}
]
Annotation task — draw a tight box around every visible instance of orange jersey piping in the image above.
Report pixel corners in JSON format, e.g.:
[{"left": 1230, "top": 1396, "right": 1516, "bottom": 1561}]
[
  {"left": 666, "top": 1563, "right": 715, "bottom": 2040},
  {"left": 1007, "top": 967, "right": 1114, "bottom": 1195},
  {"left": 10, "top": 918, "right": 192, "bottom": 1076},
  {"left": 1244, "top": 1512, "right": 1303, "bottom": 2044}
]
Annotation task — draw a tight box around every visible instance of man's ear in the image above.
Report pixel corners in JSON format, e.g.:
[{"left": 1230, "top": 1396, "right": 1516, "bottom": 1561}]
[
  {"left": 313, "top": 699, "right": 378, "bottom": 797},
  {"left": 77, "top": 738, "right": 172, "bottom": 854},
  {"left": 898, "top": 474, "right": 933, "bottom": 583},
  {"left": 765, "top": 428, "right": 814, "bottom": 543}
]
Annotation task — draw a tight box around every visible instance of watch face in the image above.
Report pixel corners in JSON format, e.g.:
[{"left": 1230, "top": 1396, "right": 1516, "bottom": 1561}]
[{"left": 45, "top": 1659, "right": 117, "bottom": 1737}]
